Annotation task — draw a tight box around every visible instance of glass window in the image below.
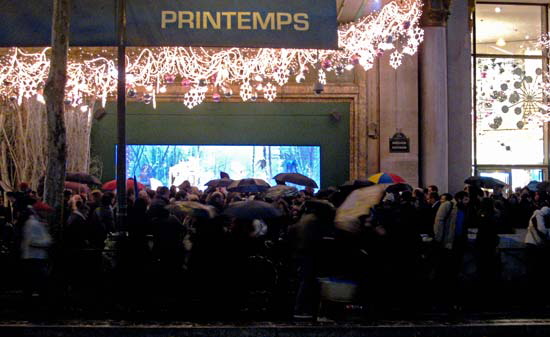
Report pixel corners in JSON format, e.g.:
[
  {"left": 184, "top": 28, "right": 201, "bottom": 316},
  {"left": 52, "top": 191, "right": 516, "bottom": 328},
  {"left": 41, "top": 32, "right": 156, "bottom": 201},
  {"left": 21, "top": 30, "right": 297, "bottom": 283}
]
[
  {"left": 475, "top": 57, "right": 545, "bottom": 165},
  {"left": 476, "top": 4, "right": 542, "bottom": 56}
]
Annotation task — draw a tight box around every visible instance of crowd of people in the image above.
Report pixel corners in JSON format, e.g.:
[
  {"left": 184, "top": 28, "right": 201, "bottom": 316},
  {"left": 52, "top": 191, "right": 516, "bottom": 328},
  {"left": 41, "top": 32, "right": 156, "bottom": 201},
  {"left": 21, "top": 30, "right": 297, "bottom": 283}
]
[{"left": 0, "top": 177, "right": 549, "bottom": 319}]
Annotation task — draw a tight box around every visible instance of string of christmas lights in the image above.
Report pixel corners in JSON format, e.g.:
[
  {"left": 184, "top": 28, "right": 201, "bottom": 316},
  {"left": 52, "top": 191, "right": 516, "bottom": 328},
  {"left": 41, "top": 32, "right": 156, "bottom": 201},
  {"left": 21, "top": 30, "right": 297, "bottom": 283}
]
[{"left": 0, "top": 0, "right": 424, "bottom": 110}]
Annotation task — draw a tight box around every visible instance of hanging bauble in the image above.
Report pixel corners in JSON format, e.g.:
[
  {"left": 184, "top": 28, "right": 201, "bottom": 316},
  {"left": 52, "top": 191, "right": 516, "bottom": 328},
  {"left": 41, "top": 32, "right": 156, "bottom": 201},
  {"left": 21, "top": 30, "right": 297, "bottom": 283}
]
[
  {"left": 127, "top": 88, "right": 137, "bottom": 98},
  {"left": 210, "top": 74, "right": 217, "bottom": 85},
  {"left": 321, "top": 59, "right": 332, "bottom": 70},
  {"left": 181, "top": 79, "right": 192, "bottom": 88},
  {"left": 509, "top": 92, "right": 520, "bottom": 103},
  {"left": 514, "top": 107, "right": 522, "bottom": 115},
  {"left": 517, "top": 121, "right": 525, "bottom": 129},
  {"left": 490, "top": 116, "right": 502, "bottom": 129},
  {"left": 164, "top": 74, "right": 176, "bottom": 84},
  {"left": 143, "top": 93, "right": 152, "bottom": 104},
  {"left": 212, "top": 92, "right": 221, "bottom": 103}
]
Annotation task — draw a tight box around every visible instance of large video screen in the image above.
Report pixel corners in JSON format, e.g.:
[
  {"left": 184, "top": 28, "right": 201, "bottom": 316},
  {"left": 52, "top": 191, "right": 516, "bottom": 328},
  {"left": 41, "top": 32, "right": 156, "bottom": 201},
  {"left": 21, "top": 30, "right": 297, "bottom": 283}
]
[{"left": 123, "top": 145, "right": 321, "bottom": 190}]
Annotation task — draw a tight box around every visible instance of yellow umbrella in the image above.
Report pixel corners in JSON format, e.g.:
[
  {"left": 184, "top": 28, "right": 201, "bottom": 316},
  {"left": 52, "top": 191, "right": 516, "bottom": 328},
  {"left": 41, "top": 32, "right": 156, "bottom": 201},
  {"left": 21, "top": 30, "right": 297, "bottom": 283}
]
[{"left": 335, "top": 184, "right": 386, "bottom": 233}]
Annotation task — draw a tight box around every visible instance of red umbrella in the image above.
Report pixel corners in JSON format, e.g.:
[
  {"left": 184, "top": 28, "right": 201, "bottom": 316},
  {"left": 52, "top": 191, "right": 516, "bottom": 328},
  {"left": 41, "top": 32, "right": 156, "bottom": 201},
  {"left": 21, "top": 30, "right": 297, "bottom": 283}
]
[
  {"left": 64, "top": 181, "right": 90, "bottom": 194},
  {"left": 102, "top": 178, "right": 145, "bottom": 191}
]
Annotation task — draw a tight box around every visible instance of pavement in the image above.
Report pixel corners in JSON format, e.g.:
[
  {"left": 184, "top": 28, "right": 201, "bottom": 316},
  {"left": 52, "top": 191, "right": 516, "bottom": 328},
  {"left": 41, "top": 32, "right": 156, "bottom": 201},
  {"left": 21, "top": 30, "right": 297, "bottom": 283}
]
[{"left": 3, "top": 317, "right": 550, "bottom": 337}]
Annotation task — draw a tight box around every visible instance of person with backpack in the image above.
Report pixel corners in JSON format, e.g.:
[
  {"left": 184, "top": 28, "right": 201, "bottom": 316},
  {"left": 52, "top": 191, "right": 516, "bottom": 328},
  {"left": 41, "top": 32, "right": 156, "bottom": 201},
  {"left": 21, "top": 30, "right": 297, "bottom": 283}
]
[{"left": 524, "top": 206, "right": 550, "bottom": 303}]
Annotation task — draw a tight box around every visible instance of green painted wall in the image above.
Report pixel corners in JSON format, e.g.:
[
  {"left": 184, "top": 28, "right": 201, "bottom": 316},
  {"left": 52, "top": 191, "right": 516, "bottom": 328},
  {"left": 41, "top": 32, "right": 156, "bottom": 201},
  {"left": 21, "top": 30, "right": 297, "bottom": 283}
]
[{"left": 91, "top": 102, "right": 350, "bottom": 188}]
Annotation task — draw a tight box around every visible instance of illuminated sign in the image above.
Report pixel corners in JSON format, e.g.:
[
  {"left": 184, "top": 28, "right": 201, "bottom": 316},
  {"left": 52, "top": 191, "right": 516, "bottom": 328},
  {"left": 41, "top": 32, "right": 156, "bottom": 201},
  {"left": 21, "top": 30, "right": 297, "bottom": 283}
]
[{"left": 0, "top": 0, "right": 337, "bottom": 49}]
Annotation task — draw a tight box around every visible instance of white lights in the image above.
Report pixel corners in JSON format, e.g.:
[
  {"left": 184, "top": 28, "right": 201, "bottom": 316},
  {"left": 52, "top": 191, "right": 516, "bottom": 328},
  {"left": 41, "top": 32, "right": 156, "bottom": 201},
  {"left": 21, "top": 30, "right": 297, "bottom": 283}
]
[
  {"left": 496, "top": 38, "right": 506, "bottom": 47},
  {"left": 0, "top": 0, "right": 424, "bottom": 109},
  {"left": 263, "top": 83, "right": 277, "bottom": 102},
  {"left": 495, "top": 7, "right": 501, "bottom": 13}
]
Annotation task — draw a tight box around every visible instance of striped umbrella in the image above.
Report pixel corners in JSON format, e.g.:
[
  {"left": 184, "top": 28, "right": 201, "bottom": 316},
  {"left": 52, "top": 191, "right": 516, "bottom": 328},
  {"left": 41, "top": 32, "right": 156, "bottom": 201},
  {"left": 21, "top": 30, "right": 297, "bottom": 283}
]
[{"left": 367, "top": 172, "right": 406, "bottom": 184}]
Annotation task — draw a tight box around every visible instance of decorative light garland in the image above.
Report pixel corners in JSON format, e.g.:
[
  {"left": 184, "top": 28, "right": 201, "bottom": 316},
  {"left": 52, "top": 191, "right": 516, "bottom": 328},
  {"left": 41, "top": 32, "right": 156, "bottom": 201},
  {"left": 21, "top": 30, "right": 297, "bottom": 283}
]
[{"left": 0, "top": 0, "right": 423, "bottom": 110}]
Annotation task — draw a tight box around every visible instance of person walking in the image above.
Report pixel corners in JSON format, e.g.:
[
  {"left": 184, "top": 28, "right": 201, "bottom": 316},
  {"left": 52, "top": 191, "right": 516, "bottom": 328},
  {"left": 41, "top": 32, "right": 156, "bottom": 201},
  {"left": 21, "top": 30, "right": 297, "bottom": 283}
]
[{"left": 20, "top": 202, "right": 53, "bottom": 299}]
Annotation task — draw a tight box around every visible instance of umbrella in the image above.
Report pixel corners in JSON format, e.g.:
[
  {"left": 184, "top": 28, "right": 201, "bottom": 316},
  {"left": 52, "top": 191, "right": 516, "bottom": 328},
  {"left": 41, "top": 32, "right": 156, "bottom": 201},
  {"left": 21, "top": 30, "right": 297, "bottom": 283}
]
[
  {"left": 66, "top": 172, "right": 101, "bottom": 185},
  {"left": 385, "top": 183, "right": 413, "bottom": 194},
  {"left": 227, "top": 178, "right": 270, "bottom": 193},
  {"left": 265, "top": 185, "right": 299, "bottom": 200},
  {"left": 335, "top": 184, "right": 386, "bottom": 233},
  {"left": 464, "top": 176, "right": 506, "bottom": 189},
  {"left": 224, "top": 200, "right": 282, "bottom": 220},
  {"left": 102, "top": 178, "right": 146, "bottom": 191},
  {"left": 273, "top": 173, "right": 318, "bottom": 188},
  {"left": 64, "top": 181, "right": 90, "bottom": 194},
  {"left": 174, "top": 201, "right": 216, "bottom": 218},
  {"left": 368, "top": 172, "right": 406, "bottom": 184},
  {"left": 339, "top": 179, "right": 374, "bottom": 191},
  {"left": 303, "top": 199, "right": 336, "bottom": 214},
  {"left": 204, "top": 178, "right": 234, "bottom": 188},
  {"left": 526, "top": 180, "right": 539, "bottom": 192}
]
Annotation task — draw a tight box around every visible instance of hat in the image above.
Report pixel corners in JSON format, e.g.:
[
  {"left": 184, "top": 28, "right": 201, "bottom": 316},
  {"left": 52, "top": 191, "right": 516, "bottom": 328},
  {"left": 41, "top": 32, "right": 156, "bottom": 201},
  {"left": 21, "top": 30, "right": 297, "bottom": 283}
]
[{"left": 19, "top": 181, "right": 29, "bottom": 191}]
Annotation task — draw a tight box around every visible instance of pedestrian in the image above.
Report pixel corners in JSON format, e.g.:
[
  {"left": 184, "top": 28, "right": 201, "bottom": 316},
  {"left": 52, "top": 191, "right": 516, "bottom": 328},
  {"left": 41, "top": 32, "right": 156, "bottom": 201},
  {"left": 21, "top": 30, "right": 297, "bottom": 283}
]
[{"left": 20, "top": 201, "right": 53, "bottom": 299}]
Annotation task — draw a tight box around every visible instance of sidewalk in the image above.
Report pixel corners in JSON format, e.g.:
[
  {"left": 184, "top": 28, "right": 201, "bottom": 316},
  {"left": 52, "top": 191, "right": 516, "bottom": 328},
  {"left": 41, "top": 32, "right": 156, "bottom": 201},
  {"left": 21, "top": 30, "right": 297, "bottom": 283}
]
[{"left": 2, "top": 317, "right": 550, "bottom": 337}]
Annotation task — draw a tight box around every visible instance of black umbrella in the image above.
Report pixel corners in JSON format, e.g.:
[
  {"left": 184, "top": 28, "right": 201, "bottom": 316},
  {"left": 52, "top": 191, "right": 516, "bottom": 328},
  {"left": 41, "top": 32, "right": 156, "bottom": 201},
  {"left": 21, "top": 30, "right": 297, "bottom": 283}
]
[
  {"left": 65, "top": 172, "right": 102, "bottom": 185},
  {"left": 385, "top": 183, "right": 413, "bottom": 194},
  {"left": 273, "top": 173, "right": 318, "bottom": 188},
  {"left": 339, "top": 179, "right": 374, "bottom": 192},
  {"left": 204, "top": 178, "right": 234, "bottom": 188},
  {"left": 227, "top": 178, "right": 270, "bottom": 193},
  {"left": 224, "top": 200, "right": 282, "bottom": 220},
  {"left": 464, "top": 176, "right": 507, "bottom": 189}
]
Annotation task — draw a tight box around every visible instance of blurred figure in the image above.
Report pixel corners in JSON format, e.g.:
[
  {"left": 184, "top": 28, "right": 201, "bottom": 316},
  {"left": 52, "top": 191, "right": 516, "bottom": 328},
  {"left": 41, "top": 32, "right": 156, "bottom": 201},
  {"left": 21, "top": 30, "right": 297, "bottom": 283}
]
[{"left": 20, "top": 201, "right": 53, "bottom": 298}]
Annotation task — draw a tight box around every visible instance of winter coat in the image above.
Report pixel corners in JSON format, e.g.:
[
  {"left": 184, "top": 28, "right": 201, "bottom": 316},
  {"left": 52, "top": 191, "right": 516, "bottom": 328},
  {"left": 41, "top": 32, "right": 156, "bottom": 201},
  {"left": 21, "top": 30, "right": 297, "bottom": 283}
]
[
  {"left": 21, "top": 215, "right": 51, "bottom": 260},
  {"left": 434, "top": 200, "right": 457, "bottom": 250},
  {"left": 525, "top": 206, "right": 550, "bottom": 246}
]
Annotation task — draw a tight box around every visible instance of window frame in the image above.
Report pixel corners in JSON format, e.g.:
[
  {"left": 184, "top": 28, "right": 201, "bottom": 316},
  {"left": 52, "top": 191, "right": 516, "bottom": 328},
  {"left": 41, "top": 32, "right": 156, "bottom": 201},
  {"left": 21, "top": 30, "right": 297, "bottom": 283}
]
[{"left": 472, "top": 1, "right": 550, "bottom": 188}]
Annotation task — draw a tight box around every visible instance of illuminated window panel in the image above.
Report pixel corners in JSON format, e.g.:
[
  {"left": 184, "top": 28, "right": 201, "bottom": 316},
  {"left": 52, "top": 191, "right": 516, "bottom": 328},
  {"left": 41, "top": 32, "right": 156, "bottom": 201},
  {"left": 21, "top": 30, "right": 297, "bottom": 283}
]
[{"left": 475, "top": 57, "right": 544, "bottom": 165}]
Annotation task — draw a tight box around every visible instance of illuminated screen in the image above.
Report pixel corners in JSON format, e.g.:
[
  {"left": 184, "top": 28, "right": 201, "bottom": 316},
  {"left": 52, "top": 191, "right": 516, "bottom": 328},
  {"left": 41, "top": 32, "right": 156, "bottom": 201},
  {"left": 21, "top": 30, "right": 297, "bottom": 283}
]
[{"left": 123, "top": 145, "right": 321, "bottom": 189}]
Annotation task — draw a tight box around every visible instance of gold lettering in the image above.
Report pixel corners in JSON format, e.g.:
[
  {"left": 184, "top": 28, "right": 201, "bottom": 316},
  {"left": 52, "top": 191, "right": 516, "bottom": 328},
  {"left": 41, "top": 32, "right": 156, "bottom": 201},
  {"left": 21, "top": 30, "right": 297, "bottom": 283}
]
[
  {"left": 161, "top": 11, "right": 177, "bottom": 29},
  {"left": 237, "top": 12, "right": 251, "bottom": 30},
  {"left": 293, "top": 13, "right": 309, "bottom": 31},
  {"left": 252, "top": 12, "right": 275, "bottom": 30},
  {"left": 203, "top": 11, "right": 221, "bottom": 29},
  {"left": 276, "top": 12, "right": 292, "bottom": 30},
  {"left": 178, "top": 11, "right": 194, "bottom": 29},
  {"left": 221, "top": 12, "right": 237, "bottom": 29},
  {"left": 196, "top": 11, "right": 201, "bottom": 29}
]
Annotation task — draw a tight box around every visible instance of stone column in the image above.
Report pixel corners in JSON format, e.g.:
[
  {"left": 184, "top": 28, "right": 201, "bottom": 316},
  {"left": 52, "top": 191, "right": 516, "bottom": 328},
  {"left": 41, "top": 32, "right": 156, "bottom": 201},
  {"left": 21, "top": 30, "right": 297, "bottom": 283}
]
[
  {"left": 447, "top": 0, "right": 472, "bottom": 194},
  {"left": 420, "top": 0, "right": 451, "bottom": 192}
]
